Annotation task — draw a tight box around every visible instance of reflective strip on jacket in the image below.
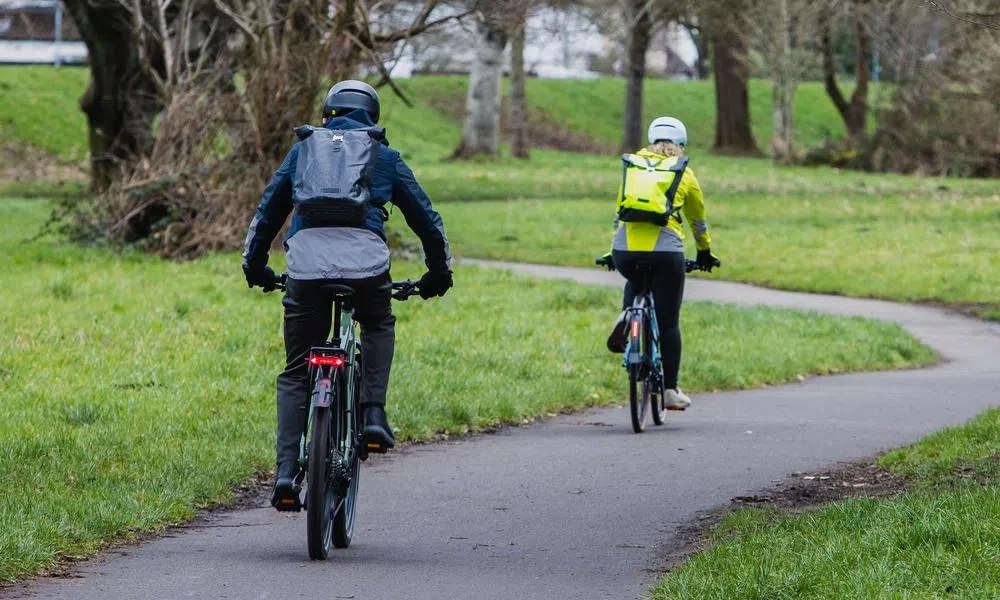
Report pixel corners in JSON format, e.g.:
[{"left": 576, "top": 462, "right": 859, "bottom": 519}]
[{"left": 612, "top": 149, "right": 711, "bottom": 253}]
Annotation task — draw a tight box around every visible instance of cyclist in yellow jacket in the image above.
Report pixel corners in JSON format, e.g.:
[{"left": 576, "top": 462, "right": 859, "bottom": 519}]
[{"left": 607, "top": 116, "right": 720, "bottom": 410}]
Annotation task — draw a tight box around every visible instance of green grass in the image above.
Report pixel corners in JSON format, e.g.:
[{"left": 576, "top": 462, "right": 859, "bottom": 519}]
[
  {"left": 400, "top": 188, "right": 1000, "bottom": 319},
  {"left": 651, "top": 409, "right": 1000, "bottom": 599},
  {"left": 0, "top": 197, "right": 934, "bottom": 581},
  {"left": 0, "top": 66, "right": 90, "bottom": 160},
  {"left": 3, "top": 67, "right": 997, "bottom": 311},
  {"left": 878, "top": 409, "right": 1000, "bottom": 487},
  {"left": 400, "top": 75, "right": 883, "bottom": 153}
]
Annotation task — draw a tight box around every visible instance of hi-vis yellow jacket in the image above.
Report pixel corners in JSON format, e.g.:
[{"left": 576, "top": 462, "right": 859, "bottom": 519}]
[{"left": 613, "top": 149, "right": 711, "bottom": 253}]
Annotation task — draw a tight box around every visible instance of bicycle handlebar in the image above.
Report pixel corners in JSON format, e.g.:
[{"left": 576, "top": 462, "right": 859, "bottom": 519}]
[
  {"left": 259, "top": 274, "right": 422, "bottom": 300},
  {"left": 594, "top": 255, "right": 721, "bottom": 274},
  {"left": 390, "top": 280, "right": 422, "bottom": 301}
]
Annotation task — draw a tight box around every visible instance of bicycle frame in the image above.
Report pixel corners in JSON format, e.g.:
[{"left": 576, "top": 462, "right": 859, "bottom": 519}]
[
  {"left": 299, "top": 299, "right": 360, "bottom": 494},
  {"left": 622, "top": 287, "right": 662, "bottom": 378}
]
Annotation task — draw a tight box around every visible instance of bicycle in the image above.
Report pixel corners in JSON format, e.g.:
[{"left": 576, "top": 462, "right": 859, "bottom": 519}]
[
  {"left": 596, "top": 255, "right": 717, "bottom": 433},
  {"left": 266, "top": 275, "right": 421, "bottom": 559}
]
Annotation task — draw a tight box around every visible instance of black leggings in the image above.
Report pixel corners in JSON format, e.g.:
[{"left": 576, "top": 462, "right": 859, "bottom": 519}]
[{"left": 612, "top": 250, "right": 686, "bottom": 389}]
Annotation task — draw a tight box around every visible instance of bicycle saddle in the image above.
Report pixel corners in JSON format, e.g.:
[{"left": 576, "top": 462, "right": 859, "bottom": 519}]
[{"left": 320, "top": 283, "right": 356, "bottom": 300}]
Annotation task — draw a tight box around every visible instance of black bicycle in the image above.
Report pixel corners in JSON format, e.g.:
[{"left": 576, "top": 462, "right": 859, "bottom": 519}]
[
  {"left": 596, "top": 255, "right": 717, "bottom": 433},
  {"left": 268, "top": 276, "right": 421, "bottom": 559}
]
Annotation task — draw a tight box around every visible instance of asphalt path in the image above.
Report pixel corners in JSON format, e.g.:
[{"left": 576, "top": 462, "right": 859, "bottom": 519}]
[{"left": 10, "top": 261, "right": 999, "bottom": 600}]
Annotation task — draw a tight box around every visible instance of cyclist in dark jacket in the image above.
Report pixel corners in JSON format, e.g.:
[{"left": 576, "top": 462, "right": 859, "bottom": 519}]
[{"left": 241, "top": 81, "right": 453, "bottom": 509}]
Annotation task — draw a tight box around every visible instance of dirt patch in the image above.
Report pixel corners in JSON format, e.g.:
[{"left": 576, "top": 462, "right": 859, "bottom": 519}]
[
  {"left": 654, "top": 458, "right": 909, "bottom": 574},
  {"left": 0, "top": 143, "right": 87, "bottom": 189},
  {"left": 917, "top": 299, "right": 1000, "bottom": 323}
]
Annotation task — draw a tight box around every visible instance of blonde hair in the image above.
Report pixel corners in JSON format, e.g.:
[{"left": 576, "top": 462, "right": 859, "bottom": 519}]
[{"left": 646, "top": 141, "right": 684, "bottom": 157}]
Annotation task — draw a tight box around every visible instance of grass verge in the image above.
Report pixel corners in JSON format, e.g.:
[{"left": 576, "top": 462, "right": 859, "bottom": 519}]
[
  {"left": 412, "top": 190, "right": 1000, "bottom": 320},
  {"left": 0, "top": 197, "right": 935, "bottom": 581},
  {"left": 651, "top": 409, "right": 1000, "bottom": 599}
]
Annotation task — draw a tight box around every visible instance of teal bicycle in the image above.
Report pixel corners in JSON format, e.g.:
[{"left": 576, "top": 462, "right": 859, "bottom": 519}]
[{"left": 596, "top": 256, "right": 709, "bottom": 433}]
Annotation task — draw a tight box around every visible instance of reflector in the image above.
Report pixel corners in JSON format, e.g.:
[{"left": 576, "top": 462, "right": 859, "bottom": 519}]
[{"left": 309, "top": 355, "right": 344, "bottom": 367}]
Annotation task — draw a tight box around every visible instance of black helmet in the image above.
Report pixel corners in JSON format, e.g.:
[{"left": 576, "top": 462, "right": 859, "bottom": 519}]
[{"left": 322, "top": 80, "right": 381, "bottom": 123}]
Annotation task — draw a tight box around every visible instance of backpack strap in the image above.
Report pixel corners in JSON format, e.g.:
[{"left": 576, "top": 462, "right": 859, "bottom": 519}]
[{"left": 663, "top": 156, "right": 689, "bottom": 224}]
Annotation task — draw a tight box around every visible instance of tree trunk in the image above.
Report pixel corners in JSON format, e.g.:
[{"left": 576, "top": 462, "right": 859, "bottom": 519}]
[
  {"left": 510, "top": 17, "right": 529, "bottom": 159},
  {"left": 770, "top": 0, "right": 796, "bottom": 162},
  {"left": 708, "top": 16, "right": 762, "bottom": 155},
  {"left": 453, "top": 18, "right": 508, "bottom": 158},
  {"left": 821, "top": 0, "right": 871, "bottom": 143},
  {"left": 771, "top": 72, "right": 796, "bottom": 162},
  {"left": 64, "top": 0, "right": 164, "bottom": 191},
  {"left": 685, "top": 25, "right": 711, "bottom": 80},
  {"left": 621, "top": 0, "right": 653, "bottom": 152}
]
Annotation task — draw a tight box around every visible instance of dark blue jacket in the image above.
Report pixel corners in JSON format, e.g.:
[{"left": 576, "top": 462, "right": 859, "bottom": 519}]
[{"left": 242, "top": 110, "right": 451, "bottom": 273}]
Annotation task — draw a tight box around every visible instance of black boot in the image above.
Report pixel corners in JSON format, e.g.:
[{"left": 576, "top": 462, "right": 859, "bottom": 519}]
[
  {"left": 270, "top": 460, "right": 301, "bottom": 511},
  {"left": 363, "top": 405, "right": 396, "bottom": 450},
  {"left": 607, "top": 310, "right": 628, "bottom": 353}
]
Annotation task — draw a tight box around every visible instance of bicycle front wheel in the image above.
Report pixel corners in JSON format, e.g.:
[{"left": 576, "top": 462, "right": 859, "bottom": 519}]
[
  {"left": 333, "top": 359, "right": 362, "bottom": 548},
  {"left": 306, "top": 405, "right": 334, "bottom": 560},
  {"left": 650, "top": 367, "right": 666, "bottom": 426},
  {"left": 629, "top": 363, "right": 649, "bottom": 433}
]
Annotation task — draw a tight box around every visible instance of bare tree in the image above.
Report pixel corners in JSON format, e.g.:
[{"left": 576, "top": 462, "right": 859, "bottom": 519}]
[
  {"left": 620, "top": 0, "right": 653, "bottom": 151},
  {"left": 66, "top": 0, "right": 465, "bottom": 191},
  {"left": 702, "top": 0, "right": 763, "bottom": 155},
  {"left": 870, "top": 0, "right": 1000, "bottom": 175},
  {"left": 509, "top": 7, "right": 530, "bottom": 158},
  {"left": 453, "top": 12, "right": 508, "bottom": 157},
  {"left": 63, "top": 0, "right": 169, "bottom": 191},
  {"left": 751, "top": 0, "right": 822, "bottom": 161},
  {"left": 821, "top": 0, "right": 872, "bottom": 144},
  {"left": 65, "top": 0, "right": 466, "bottom": 254}
]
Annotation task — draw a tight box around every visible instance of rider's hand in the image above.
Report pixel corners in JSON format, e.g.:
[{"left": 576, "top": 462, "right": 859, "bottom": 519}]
[
  {"left": 243, "top": 263, "right": 278, "bottom": 292},
  {"left": 418, "top": 270, "right": 453, "bottom": 299},
  {"left": 696, "top": 249, "right": 721, "bottom": 272},
  {"left": 597, "top": 252, "right": 615, "bottom": 271}
]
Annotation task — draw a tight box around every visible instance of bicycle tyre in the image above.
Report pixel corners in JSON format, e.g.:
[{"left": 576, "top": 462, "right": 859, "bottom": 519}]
[
  {"left": 629, "top": 363, "right": 649, "bottom": 433},
  {"left": 306, "top": 404, "right": 334, "bottom": 560},
  {"left": 333, "top": 359, "right": 362, "bottom": 548},
  {"left": 650, "top": 378, "right": 666, "bottom": 425}
]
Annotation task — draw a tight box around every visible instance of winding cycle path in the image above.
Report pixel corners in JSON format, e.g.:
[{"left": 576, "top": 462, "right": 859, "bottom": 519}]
[{"left": 11, "top": 262, "right": 999, "bottom": 600}]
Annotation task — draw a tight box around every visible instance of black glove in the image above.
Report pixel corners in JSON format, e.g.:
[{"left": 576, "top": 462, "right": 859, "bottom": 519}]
[
  {"left": 243, "top": 263, "right": 278, "bottom": 292},
  {"left": 696, "top": 249, "right": 721, "bottom": 272},
  {"left": 596, "top": 252, "right": 615, "bottom": 271},
  {"left": 418, "top": 270, "right": 453, "bottom": 299}
]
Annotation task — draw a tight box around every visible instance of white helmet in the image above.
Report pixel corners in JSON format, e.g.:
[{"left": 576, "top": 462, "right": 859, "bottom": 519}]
[{"left": 647, "top": 117, "right": 688, "bottom": 147}]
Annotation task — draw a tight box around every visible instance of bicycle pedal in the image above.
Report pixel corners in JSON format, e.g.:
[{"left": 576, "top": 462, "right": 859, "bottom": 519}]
[
  {"left": 364, "top": 441, "right": 389, "bottom": 455},
  {"left": 271, "top": 485, "right": 303, "bottom": 512},
  {"left": 666, "top": 406, "right": 687, "bottom": 411}
]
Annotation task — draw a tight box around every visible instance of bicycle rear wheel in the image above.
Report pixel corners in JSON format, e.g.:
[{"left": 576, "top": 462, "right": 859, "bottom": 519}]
[
  {"left": 333, "top": 359, "right": 362, "bottom": 548},
  {"left": 306, "top": 404, "right": 334, "bottom": 560},
  {"left": 629, "top": 363, "right": 650, "bottom": 433}
]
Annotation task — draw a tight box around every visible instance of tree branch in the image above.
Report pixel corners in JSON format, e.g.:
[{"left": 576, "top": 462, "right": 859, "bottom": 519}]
[
  {"left": 820, "top": 1, "right": 850, "bottom": 120},
  {"left": 927, "top": 0, "right": 1000, "bottom": 30},
  {"left": 372, "top": 10, "right": 472, "bottom": 44}
]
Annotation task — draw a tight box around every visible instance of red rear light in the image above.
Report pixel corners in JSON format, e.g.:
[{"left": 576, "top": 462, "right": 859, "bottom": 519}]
[
  {"left": 631, "top": 320, "right": 640, "bottom": 338},
  {"left": 309, "top": 355, "right": 344, "bottom": 367}
]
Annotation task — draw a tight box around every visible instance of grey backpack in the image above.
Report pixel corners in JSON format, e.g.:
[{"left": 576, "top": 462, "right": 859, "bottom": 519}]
[{"left": 291, "top": 125, "right": 383, "bottom": 226}]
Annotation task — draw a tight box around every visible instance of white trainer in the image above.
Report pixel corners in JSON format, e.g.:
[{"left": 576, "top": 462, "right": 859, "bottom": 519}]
[{"left": 664, "top": 388, "right": 691, "bottom": 411}]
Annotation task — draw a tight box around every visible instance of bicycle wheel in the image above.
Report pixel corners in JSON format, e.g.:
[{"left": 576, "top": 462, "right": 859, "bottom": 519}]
[
  {"left": 649, "top": 374, "right": 666, "bottom": 426},
  {"left": 628, "top": 313, "right": 650, "bottom": 433},
  {"left": 306, "top": 404, "right": 334, "bottom": 560},
  {"left": 333, "top": 359, "right": 361, "bottom": 548}
]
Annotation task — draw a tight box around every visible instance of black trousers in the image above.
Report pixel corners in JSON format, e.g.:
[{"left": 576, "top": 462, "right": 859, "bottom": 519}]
[
  {"left": 275, "top": 273, "right": 395, "bottom": 466},
  {"left": 612, "top": 250, "right": 686, "bottom": 390}
]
